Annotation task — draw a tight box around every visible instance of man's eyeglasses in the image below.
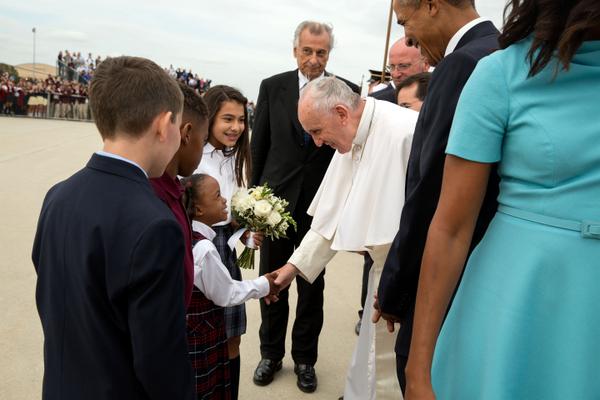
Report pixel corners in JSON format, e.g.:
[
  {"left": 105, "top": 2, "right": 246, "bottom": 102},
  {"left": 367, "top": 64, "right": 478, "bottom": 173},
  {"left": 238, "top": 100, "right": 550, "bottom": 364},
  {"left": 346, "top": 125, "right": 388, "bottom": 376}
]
[
  {"left": 300, "top": 47, "right": 329, "bottom": 58},
  {"left": 387, "top": 63, "right": 413, "bottom": 72}
]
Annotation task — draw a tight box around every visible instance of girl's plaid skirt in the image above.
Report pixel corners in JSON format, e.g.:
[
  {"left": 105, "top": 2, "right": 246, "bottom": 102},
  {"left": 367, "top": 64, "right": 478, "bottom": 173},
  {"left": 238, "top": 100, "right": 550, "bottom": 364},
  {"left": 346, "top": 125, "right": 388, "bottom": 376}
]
[
  {"left": 212, "top": 224, "right": 246, "bottom": 338},
  {"left": 187, "top": 286, "right": 231, "bottom": 399}
]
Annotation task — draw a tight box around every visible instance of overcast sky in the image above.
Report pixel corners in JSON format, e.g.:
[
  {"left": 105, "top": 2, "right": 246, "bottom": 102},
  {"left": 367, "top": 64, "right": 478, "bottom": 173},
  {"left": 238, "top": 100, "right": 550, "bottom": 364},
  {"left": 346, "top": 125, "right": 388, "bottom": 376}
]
[{"left": 1, "top": 1, "right": 506, "bottom": 101}]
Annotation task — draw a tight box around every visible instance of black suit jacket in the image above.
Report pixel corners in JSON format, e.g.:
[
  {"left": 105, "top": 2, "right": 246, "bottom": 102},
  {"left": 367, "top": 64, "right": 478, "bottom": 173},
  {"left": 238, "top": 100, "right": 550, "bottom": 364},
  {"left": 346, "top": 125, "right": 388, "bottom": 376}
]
[
  {"left": 377, "top": 21, "right": 500, "bottom": 357},
  {"left": 250, "top": 69, "right": 359, "bottom": 216},
  {"left": 370, "top": 84, "right": 396, "bottom": 103},
  {"left": 32, "top": 154, "right": 194, "bottom": 400}
]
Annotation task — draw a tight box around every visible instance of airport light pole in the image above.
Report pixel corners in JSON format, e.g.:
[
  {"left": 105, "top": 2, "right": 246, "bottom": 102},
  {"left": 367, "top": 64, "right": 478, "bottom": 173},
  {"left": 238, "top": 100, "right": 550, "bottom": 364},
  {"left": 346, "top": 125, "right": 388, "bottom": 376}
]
[{"left": 32, "top": 27, "right": 37, "bottom": 79}]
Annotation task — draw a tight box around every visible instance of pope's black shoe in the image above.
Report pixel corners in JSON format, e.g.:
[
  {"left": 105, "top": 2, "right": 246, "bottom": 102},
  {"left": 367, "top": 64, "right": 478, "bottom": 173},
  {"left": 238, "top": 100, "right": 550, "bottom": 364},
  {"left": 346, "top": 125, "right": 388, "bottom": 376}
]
[
  {"left": 252, "top": 359, "right": 282, "bottom": 386},
  {"left": 294, "top": 363, "right": 318, "bottom": 393}
]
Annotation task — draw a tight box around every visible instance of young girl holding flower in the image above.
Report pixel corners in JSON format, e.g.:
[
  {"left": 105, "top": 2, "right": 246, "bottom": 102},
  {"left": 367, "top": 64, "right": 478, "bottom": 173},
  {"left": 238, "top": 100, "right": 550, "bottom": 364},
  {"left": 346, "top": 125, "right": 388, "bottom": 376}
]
[
  {"left": 182, "top": 173, "right": 277, "bottom": 399},
  {"left": 193, "top": 85, "right": 263, "bottom": 399}
]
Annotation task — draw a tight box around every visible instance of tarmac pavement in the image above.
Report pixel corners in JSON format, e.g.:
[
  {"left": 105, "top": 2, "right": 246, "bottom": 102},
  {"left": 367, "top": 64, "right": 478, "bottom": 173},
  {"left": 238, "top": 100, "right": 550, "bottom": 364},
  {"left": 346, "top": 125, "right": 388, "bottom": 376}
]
[{"left": 0, "top": 116, "right": 365, "bottom": 400}]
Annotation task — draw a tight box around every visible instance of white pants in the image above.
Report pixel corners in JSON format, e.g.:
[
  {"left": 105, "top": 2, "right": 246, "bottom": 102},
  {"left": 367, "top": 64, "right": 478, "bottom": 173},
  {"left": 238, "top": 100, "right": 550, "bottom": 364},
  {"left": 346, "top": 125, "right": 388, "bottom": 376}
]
[{"left": 343, "top": 244, "right": 402, "bottom": 400}]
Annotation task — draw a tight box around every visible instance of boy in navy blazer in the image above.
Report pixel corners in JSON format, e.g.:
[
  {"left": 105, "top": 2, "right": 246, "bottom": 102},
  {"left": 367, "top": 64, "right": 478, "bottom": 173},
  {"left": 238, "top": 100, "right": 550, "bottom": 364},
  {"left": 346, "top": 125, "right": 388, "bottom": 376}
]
[{"left": 32, "top": 56, "right": 195, "bottom": 399}]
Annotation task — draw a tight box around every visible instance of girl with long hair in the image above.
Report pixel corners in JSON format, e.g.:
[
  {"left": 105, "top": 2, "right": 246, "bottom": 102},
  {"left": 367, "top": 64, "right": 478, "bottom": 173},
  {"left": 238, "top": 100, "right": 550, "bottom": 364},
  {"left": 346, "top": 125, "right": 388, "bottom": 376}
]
[{"left": 193, "top": 85, "right": 264, "bottom": 400}]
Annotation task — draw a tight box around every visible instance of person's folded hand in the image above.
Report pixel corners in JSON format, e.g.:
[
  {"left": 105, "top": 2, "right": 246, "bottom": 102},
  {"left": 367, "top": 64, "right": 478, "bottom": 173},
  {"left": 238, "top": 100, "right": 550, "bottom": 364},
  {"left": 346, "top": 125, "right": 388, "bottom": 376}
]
[{"left": 372, "top": 294, "right": 401, "bottom": 333}]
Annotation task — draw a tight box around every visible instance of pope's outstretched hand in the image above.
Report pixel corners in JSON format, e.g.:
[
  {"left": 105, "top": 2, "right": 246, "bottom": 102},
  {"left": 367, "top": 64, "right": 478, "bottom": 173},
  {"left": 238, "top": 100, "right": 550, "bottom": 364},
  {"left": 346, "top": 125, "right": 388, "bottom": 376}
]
[{"left": 269, "top": 263, "right": 300, "bottom": 298}]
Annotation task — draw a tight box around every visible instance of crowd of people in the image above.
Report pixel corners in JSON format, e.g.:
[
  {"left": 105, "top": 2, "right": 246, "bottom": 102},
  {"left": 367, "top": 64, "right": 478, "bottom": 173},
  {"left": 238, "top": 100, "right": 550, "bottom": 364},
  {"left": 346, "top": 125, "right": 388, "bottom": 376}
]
[
  {"left": 57, "top": 50, "right": 99, "bottom": 83},
  {"left": 0, "top": 73, "right": 88, "bottom": 118},
  {"left": 31, "top": 0, "right": 600, "bottom": 399},
  {"left": 58, "top": 50, "right": 213, "bottom": 96},
  {"left": 165, "top": 65, "right": 213, "bottom": 94},
  {"left": 0, "top": 52, "right": 214, "bottom": 120}
]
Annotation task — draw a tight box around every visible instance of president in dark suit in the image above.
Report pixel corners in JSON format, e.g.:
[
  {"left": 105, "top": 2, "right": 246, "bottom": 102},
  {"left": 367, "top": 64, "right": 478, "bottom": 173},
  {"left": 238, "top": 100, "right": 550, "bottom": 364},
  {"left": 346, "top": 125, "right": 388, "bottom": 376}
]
[
  {"left": 32, "top": 56, "right": 194, "bottom": 399},
  {"left": 376, "top": 0, "right": 500, "bottom": 392},
  {"left": 250, "top": 20, "right": 359, "bottom": 393}
]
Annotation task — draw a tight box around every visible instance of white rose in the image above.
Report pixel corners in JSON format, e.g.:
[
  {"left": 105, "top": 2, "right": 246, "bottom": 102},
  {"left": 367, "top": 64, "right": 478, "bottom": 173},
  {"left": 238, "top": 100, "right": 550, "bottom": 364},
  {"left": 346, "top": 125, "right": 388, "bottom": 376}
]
[
  {"left": 240, "top": 195, "right": 255, "bottom": 211},
  {"left": 254, "top": 200, "right": 273, "bottom": 217},
  {"left": 266, "top": 211, "right": 282, "bottom": 227},
  {"left": 231, "top": 192, "right": 244, "bottom": 208},
  {"left": 232, "top": 192, "right": 254, "bottom": 212}
]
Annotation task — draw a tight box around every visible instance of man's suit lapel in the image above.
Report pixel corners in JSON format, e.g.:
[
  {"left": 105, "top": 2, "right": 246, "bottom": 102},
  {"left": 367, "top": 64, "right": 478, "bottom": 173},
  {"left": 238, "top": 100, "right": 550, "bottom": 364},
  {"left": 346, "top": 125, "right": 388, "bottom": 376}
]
[
  {"left": 278, "top": 69, "right": 333, "bottom": 156},
  {"left": 280, "top": 71, "right": 304, "bottom": 139}
]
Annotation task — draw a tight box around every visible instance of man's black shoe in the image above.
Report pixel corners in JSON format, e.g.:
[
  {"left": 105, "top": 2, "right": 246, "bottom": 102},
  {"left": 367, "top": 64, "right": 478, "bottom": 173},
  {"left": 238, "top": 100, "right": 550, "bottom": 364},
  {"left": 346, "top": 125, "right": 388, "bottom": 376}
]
[
  {"left": 294, "top": 363, "right": 317, "bottom": 393},
  {"left": 253, "top": 359, "right": 282, "bottom": 386}
]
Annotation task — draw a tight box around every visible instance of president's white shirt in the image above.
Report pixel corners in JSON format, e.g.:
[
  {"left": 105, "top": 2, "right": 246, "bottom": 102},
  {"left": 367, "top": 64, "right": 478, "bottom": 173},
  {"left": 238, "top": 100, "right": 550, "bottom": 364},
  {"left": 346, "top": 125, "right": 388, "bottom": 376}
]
[
  {"left": 444, "top": 17, "right": 489, "bottom": 57},
  {"left": 192, "top": 221, "right": 269, "bottom": 306}
]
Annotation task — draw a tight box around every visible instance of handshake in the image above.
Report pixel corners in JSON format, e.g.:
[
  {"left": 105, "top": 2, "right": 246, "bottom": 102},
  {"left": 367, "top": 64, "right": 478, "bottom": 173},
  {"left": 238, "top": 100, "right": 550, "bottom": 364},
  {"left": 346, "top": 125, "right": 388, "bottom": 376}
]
[{"left": 260, "top": 263, "right": 301, "bottom": 305}]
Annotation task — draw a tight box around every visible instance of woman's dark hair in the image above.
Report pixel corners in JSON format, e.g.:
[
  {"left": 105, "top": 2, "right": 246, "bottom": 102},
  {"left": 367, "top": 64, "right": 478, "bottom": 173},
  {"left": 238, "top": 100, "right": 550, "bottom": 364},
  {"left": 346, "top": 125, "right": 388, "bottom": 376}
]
[
  {"left": 181, "top": 173, "right": 209, "bottom": 219},
  {"left": 203, "top": 85, "right": 251, "bottom": 187},
  {"left": 499, "top": 0, "right": 600, "bottom": 77}
]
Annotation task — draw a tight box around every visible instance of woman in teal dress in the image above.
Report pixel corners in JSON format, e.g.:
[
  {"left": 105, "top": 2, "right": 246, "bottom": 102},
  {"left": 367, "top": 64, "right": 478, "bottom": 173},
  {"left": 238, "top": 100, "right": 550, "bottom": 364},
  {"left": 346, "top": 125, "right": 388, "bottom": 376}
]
[{"left": 404, "top": 1, "right": 600, "bottom": 399}]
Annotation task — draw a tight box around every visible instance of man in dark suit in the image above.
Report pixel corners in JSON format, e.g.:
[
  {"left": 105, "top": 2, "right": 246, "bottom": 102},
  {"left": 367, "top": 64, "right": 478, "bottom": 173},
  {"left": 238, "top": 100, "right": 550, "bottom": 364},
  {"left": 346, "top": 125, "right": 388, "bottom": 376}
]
[
  {"left": 371, "top": 81, "right": 397, "bottom": 103},
  {"left": 376, "top": 0, "right": 500, "bottom": 392},
  {"left": 251, "top": 20, "right": 359, "bottom": 394},
  {"left": 32, "top": 56, "right": 195, "bottom": 400}
]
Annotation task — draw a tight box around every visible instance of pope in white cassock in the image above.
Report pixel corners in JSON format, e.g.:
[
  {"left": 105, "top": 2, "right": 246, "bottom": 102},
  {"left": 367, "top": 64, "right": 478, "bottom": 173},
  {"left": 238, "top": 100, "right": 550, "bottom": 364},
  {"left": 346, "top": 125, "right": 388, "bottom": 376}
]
[{"left": 273, "top": 76, "right": 417, "bottom": 399}]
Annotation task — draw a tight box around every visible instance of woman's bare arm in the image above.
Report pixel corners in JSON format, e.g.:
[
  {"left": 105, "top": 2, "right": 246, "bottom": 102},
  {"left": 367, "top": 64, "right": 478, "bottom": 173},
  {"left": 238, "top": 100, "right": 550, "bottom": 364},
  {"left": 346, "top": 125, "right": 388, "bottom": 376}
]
[{"left": 405, "top": 155, "right": 492, "bottom": 399}]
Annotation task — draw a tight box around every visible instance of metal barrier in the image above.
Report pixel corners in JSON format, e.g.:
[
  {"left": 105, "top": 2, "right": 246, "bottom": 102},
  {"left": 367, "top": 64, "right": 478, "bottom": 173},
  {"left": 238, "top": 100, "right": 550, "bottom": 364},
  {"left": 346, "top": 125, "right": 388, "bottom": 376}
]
[
  {"left": 46, "top": 92, "right": 91, "bottom": 120},
  {"left": 1, "top": 92, "right": 91, "bottom": 121}
]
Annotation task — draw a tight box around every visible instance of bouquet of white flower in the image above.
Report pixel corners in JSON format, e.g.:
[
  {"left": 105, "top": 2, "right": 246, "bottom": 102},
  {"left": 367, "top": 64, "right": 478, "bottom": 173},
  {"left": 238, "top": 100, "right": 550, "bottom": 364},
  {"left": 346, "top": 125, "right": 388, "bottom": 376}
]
[{"left": 231, "top": 184, "right": 297, "bottom": 269}]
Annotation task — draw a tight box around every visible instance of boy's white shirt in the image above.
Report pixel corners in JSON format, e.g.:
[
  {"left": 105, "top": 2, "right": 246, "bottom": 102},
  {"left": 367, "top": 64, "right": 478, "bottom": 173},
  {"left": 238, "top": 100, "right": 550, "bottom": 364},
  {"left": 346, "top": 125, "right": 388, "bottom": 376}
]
[{"left": 193, "top": 221, "right": 269, "bottom": 307}]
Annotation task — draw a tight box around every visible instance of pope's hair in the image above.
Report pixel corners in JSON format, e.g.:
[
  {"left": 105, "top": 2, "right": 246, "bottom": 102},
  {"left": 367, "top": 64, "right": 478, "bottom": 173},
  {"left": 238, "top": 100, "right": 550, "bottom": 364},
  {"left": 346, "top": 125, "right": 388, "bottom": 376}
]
[{"left": 300, "top": 76, "right": 360, "bottom": 114}]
